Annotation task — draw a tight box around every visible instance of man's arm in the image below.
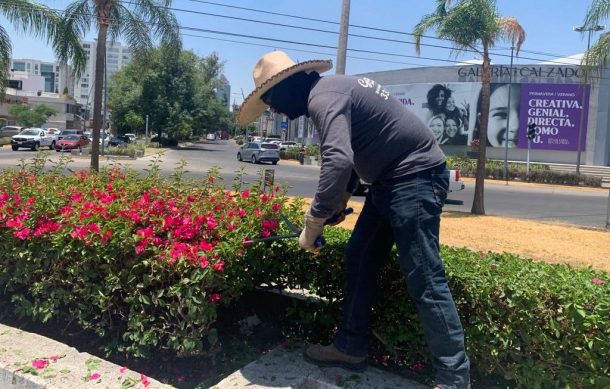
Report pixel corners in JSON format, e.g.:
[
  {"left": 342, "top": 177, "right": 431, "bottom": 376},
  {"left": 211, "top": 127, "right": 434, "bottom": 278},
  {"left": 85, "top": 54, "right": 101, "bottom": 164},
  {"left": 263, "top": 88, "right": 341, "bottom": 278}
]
[{"left": 308, "top": 91, "right": 354, "bottom": 219}]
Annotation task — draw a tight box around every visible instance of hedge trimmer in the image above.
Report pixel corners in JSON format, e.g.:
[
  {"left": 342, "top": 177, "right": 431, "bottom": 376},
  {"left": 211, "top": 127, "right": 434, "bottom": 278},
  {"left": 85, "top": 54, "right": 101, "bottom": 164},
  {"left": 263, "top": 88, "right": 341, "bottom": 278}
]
[{"left": 244, "top": 207, "right": 354, "bottom": 247}]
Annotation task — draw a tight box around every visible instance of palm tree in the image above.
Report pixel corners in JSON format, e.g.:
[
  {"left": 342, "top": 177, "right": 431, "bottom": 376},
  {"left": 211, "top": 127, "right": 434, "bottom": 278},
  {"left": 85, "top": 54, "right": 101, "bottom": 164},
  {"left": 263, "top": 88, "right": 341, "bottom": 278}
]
[
  {"left": 413, "top": 0, "right": 525, "bottom": 215},
  {"left": 583, "top": 0, "right": 610, "bottom": 74},
  {"left": 63, "top": 0, "right": 181, "bottom": 171},
  {"left": 0, "top": 0, "right": 85, "bottom": 95}
]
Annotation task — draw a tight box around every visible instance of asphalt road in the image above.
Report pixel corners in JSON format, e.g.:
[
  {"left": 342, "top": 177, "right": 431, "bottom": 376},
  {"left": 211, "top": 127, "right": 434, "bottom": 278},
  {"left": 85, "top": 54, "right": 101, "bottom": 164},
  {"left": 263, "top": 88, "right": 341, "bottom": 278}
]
[{"left": 1, "top": 141, "right": 608, "bottom": 228}]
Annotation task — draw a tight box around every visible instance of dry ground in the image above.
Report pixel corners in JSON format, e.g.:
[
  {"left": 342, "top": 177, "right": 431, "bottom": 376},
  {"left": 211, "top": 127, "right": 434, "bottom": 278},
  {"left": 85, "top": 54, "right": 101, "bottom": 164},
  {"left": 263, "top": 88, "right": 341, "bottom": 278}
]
[{"left": 298, "top": 193, "right": 610, "bottom": 273}]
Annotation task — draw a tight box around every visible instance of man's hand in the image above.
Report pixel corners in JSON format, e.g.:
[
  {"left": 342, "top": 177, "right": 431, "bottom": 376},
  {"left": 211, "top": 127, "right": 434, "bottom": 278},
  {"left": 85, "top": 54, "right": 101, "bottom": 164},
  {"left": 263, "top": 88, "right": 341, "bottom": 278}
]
[
  {"left": 299, "top": 212, "right": 326, "bottom": 253},
  {"left": 326, "top": 192, "right": 352, "bottom": 226}
]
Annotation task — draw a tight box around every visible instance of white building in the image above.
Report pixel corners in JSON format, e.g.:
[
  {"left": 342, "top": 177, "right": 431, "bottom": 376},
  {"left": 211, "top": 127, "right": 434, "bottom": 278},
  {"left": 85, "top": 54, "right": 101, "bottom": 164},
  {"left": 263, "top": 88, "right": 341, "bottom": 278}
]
[
  {"left": 74, "top": 40, "right": 132, "bottom": 115},
  {"left": 9, "top": 59, "right": 70, "bottom": 94}
]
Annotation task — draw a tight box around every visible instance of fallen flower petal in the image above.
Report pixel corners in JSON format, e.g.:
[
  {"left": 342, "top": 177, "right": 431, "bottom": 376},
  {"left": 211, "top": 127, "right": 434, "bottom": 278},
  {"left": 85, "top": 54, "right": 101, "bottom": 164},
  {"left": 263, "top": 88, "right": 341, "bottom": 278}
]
[
  {"left": 119, "top": 366, "right": 127, "bottom": 374},
  {"left": 141, "top": 373, "right": 151, "bottom": 387},
  {"left": 89, "top": 372, "right": 101, "bottom": 381},
  {"left": 592, "top": 277, "right": 605, "bottom": 285},
  {"left": 32, "top": 359, "right": 49, "bottom": 370}
]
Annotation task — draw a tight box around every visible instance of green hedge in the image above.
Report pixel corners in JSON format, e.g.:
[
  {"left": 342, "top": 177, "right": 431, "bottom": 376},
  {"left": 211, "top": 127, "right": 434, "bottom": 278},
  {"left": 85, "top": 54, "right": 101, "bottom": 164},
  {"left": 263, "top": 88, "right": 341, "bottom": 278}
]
[
  {"left": 0, "top": 159, "right": 608, "bottom": 387},
  {"left": 446, "top": 154, "right": 603, "bottom": 187},
  {"left": 271, "top": 229, "right": 609, "bottom": 389}
]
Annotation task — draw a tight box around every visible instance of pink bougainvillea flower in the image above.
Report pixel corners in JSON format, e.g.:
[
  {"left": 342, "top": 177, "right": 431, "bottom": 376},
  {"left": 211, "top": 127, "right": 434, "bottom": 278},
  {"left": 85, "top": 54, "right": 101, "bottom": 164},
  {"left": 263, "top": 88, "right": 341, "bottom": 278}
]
[
  {"left": 592, "top": 277, "right": 606, "bottom": 285},
  {"left": 210, "top": 293, "right": 222, "bottom": 303},
  {"left": 411, "top": 360, "right": 425, "bottom": 373},
  {"left": 241, "top": 190, "right": 249, "bottom": 199},
  {"left": 261, "top": 230, "right": 271, "bottom": 238},
  {"left": 32, "top": 359, "right": 49, "bottom": 370},
  {"left": 272, "top": 203, "right": 281, "bottom": 212},
  {"left": 106, "top": 184, "right": 113, "bottom": 191},
  {"left": 207, "top": 218, "right": 218, "bottom": 229},
  {"left": 88, "top": 372, "right": 101, "bottom": 381},
  {"left": 238, "top": 209, "right": 247, "bottom": 217},
  {"left": 6, "top": 218, "right": 24, "bottom": 229},
  {"left": 14, "top": 228, "right": 32, "bottom": 240},
  {"left": 260, "top": 193, "right": 268, "bottom": 203},
  {"left": 49, "top": 355, "right": 59, "bottom": 362},
  {"left": 198, "top": 240, "right": 213, "bottom": 252},
  {"left": 140, "top": 373, "right": 151, "bottom": 387},
  {"left": 198, "top": 256, "right": 209, "bottom": 269},
  {"left": 137, "top": 227, "right": 154, "bottom": 239},
  {"left": 0, "top": 193, "right": 9, "bottom": 201},
  {"left": 119, "top": 366, "right": 127, "bottom": 374},
  {"left": 213, "top": 260, "right": 224, "bottom": 272},
  {"left": 70, "top": 192, "right": 83, "bottom": 202}
]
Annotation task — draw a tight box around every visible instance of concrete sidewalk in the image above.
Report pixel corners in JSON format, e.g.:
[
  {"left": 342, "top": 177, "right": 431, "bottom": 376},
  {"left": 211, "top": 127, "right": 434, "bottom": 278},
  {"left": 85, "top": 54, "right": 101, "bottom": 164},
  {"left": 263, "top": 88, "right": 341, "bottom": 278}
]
[
  {"left": 214, "top": 344, "right": 426, "bottom": 389},
  {"left": 0, "top": 323, "right": 172, "bottom": 389},
  {"left": 0, "top": 322, "right": 426, "bottom": 389}
]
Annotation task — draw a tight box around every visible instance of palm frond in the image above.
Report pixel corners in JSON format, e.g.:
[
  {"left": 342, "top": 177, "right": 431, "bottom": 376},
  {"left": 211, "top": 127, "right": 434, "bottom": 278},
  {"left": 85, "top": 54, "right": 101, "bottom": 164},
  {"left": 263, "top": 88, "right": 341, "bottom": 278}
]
[
  {"left": 582, "top": 32, "right": 610, "bottom": 80},
  {"left": 63, "top": 1, "right": 93, "bottom": 38},
  {"left": 498, "top": 16, "right": 526, "bottom": 55},
  {"left": 413, "top": 14, "right": 443, "bottom": 55},
  {"left": 0, "top": 0, "right": 61, "bottom": 43},
  {"left": 132, "top": 0, "right": 181, "bottom": 47},
  {"left": 112, "top": 5, "right": 152, "bottom": 54},
  {"left": 0, "top": 26, "right": 11, "bottom": 96},
  {"left": 584, "top": 0, "right": 610, "bottom": 27}
]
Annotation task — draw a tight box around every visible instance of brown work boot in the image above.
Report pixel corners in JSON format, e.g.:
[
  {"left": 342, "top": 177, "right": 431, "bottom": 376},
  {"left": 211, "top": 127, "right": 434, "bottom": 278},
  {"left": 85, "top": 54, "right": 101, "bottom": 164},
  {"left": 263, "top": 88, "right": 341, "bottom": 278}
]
[{"left": 303, "top": 343, "right": 367, "bottom": 371}]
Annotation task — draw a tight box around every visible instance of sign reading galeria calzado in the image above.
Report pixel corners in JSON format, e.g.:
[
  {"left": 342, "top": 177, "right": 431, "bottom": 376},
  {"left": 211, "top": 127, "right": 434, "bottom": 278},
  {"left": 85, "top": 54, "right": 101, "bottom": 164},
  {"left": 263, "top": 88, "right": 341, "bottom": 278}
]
[{"left": 385, "top": 82, "right": 590, "bottom": 151}]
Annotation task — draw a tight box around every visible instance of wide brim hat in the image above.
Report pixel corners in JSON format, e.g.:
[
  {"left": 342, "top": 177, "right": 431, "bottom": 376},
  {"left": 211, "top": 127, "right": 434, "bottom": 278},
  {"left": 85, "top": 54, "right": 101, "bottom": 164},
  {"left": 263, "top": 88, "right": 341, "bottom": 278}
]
[{"left": 236, "top": 51, "right": 332, "bottom": 125}]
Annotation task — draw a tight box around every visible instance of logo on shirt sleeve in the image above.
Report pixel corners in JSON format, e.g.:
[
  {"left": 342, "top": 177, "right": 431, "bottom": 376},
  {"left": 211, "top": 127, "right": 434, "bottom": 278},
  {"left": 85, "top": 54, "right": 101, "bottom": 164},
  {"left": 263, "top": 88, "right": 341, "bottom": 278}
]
[{"left": 357, "top": 77, "right": 390, "bottom": 100}]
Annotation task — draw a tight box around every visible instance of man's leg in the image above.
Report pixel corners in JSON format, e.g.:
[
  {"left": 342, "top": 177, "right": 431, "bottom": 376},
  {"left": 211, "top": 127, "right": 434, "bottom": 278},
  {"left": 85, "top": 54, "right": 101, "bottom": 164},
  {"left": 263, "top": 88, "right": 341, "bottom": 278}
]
[
  {"left": 389, "top": 168, "right": 470, "bottom": 388},
  {"left": 305, "top": 195, "right": 394, "bottom": 369}
]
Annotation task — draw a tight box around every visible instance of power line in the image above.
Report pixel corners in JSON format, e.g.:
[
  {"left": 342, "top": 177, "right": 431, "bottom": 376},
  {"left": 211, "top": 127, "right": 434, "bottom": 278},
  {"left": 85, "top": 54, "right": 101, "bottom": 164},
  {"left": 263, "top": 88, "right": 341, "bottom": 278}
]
[{"left": 3, "top": 0, "right": 609, "bottom": 75}]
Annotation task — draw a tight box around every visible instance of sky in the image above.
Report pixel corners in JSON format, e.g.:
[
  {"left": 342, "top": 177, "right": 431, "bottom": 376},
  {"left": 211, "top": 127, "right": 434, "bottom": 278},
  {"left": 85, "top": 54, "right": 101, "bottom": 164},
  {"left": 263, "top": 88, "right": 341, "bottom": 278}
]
[{"left": 2, "top": 0, "right": 606, "bottom": 107}]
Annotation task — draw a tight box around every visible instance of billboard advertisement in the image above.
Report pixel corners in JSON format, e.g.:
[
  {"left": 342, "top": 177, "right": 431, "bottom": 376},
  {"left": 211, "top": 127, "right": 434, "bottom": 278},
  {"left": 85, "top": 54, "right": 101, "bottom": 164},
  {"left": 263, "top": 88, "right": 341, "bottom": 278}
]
[{"left": 385, "top": 82, "right": 590, "bottom": 151}]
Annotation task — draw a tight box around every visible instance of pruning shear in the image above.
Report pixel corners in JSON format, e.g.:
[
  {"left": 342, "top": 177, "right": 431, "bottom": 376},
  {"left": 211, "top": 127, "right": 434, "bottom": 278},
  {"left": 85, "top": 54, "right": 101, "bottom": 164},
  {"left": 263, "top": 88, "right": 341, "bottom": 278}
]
[{"left": 244, "top": 208, "right": 354, "bottom": 247}]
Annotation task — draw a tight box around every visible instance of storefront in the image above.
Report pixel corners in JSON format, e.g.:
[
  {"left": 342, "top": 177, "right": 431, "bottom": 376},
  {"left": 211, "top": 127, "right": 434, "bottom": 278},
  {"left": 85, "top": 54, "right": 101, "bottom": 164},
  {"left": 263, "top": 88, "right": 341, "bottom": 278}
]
[{"left": 358, "top": 63, "right": 610, "bottom": 166}]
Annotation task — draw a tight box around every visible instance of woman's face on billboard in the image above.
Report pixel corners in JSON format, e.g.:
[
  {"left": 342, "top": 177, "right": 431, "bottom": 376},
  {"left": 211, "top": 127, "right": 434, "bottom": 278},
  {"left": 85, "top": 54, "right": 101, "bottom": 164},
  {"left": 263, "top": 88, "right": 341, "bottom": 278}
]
[{"left": 488, "top": 84, "right": 519, "bottom": 148}]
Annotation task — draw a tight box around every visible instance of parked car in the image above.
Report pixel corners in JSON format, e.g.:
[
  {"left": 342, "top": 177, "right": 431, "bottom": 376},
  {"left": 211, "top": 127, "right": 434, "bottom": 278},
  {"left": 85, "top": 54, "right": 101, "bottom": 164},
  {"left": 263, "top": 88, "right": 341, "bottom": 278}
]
[
  {"left": 58, "top": 129, "right": 84, "bottom": 140},
  {"left": 352, "top": 168, "right": 465, "bottom": 197},
  {"left": 279, "top": 141, "right": 301, "bottom": 150},
  {"left": 237, "top": 142, "right": 280, "bottom": 165},
  {"left": 11, "top": 128, "right": 57, "bottom": 151},
  {"left": 205, "top": 133, "right": 216, "bottom": 141},
  {"left": 44, "top": 127, "right": 61, "bottom": 136},
  {"left": 55, "top": 134, "right": 91, "bottom": 152},
  {"left": 0, "top": 126, "right": 23, "bottom": 138},
  {"left": 108, "top": 135, "right": 131, "bottom": 147},
  {"left": 124, "top": 133, "right": 137, "bottom": 142}
]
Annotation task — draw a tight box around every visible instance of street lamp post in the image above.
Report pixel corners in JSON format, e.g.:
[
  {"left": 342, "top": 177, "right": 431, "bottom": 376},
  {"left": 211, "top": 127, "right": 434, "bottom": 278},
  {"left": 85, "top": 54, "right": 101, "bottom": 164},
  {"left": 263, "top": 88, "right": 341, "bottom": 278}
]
[{"left": 573, "top": 24, "right": 605, "bottom": 175}]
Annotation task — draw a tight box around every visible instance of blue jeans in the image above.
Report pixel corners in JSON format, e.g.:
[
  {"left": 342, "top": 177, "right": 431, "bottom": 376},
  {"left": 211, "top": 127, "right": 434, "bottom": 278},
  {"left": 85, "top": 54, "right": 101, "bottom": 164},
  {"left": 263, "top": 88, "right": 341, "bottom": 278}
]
[{"left": 333, "top": 163, "right": 470, "bottom": 388}]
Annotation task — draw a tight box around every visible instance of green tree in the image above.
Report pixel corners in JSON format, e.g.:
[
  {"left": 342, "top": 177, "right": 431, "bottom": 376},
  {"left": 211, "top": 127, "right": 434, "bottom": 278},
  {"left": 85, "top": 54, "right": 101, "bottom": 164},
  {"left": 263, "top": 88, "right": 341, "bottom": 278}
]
[
  {"left": 582, "top": 0, "right": 610, "bottom": 73},
  {"left": 63, "top": 0, "right": 180, "bottom": 172},
  {"left": 0, "top": 0, "right": 85, "bottom": 95},
  {"left": 413, "top": 0, "right": 525, "bottom": 215},
  {"left": 8, "top": 103, "right": 58, "bottom": 127},
  {"left": 109, "top": 47, "right": 230, "bottom": 140}
]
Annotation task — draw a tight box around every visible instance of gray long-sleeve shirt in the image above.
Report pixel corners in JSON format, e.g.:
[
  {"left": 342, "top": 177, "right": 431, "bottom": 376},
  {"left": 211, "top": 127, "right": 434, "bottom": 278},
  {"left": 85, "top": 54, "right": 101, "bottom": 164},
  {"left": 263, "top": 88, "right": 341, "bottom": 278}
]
[{"left": 307, "top": 75, "right": 445, "bottom": 218}]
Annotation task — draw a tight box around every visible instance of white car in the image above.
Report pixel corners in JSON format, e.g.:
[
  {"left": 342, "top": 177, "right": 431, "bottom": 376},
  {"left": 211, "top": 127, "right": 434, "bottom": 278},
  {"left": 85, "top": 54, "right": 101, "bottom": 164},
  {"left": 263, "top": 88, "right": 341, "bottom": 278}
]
[
  {"left": 206, "top": 133, "right": 216, "bottom": 141},
  {"left": 11, "top": 128, "right": 57, "bottom": 151},
  {"left": 124, "top": 133, "right": 137, "bottom": 142}
]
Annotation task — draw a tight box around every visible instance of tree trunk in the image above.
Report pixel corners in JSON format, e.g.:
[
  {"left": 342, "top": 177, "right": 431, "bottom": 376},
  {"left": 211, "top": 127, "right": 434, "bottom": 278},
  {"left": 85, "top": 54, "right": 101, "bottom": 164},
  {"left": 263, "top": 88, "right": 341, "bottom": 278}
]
[
  {"left": 90, "top": 22, "right": 108, "bottom": 172},
  {"left": 471, "top": 44, "right": 491, "bottom": 215}
]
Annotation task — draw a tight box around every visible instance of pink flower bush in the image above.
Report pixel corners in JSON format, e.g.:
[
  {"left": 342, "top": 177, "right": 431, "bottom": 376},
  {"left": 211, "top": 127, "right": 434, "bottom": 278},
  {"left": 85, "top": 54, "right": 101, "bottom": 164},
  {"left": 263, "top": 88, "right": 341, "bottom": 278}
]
[{"left": 0, "top": 166, "right": 297, "bottom": 356}]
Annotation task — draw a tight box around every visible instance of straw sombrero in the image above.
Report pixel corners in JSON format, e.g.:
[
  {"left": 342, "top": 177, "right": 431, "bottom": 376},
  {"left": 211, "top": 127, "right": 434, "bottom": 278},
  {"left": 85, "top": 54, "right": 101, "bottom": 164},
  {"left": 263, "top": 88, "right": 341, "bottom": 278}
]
[{"left": 236, "top": 51, "right": 332, "bottom": 125}]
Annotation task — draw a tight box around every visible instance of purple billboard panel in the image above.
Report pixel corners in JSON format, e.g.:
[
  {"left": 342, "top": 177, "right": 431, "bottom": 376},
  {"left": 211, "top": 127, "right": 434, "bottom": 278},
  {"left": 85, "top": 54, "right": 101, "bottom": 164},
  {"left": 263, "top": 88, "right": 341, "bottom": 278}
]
[{"left": 519, "top": 83, "right": 590, "bottom": 151}]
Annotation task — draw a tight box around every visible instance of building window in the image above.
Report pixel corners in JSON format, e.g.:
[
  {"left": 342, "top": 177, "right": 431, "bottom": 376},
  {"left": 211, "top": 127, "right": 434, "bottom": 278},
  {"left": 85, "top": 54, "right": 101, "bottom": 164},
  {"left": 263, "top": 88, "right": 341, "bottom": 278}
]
[
  {"left": 81, "top": 94, "right": 88, "bottom": 99},
  {"left": 12, "top": 62, "right": 26, "bottom": 71},
  {"left": 83, "top": 44, "right": 90, "bottom": 48}
]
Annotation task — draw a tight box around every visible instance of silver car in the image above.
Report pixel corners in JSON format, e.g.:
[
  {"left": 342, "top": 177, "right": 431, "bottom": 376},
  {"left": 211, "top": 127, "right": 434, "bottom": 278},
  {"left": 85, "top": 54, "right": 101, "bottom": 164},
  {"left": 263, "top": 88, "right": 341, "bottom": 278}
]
[{"left": 237, "top": 142, "right": 280, "bottom": 165}]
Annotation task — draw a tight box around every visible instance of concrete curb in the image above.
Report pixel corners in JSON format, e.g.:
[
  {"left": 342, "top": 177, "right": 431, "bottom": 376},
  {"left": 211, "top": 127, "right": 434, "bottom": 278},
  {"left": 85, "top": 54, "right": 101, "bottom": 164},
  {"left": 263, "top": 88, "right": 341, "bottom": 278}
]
[
  {"left": 213, "top": 344, "right": 426, "bottom": 389},
  {"left": 0, "top": 324, "right": 173, "bottom": 389}
]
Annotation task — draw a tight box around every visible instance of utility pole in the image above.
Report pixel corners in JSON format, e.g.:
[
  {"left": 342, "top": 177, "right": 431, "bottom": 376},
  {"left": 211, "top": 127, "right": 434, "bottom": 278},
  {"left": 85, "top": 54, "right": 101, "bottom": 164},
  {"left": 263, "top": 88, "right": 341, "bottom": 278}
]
[
  {"left": 573, "top": 24, "right": 605, "bottom": 175},
  {"left": 503, "top": 45, "right": 514, "bottom": 184},
  {"left": 336, "top": 0, "right": 351, "bottom": 75}
]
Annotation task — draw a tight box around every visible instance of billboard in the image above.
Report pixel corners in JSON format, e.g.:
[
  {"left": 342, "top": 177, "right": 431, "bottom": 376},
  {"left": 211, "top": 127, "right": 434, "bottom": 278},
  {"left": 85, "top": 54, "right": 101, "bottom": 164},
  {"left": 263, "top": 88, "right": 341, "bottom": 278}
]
[{"left": 385, "top": 82, "right": 590, "bottom": 151}]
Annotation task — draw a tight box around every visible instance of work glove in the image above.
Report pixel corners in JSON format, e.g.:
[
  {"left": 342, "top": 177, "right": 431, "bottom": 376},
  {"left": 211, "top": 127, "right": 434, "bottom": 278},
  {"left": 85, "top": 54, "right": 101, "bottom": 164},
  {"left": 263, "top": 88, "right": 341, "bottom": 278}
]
[
  {"left": 326, "top": 192, "right": 352, "bottom": 226},
  {"left": 299, "top": 211, "right": 326, "bottom": 253}
]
